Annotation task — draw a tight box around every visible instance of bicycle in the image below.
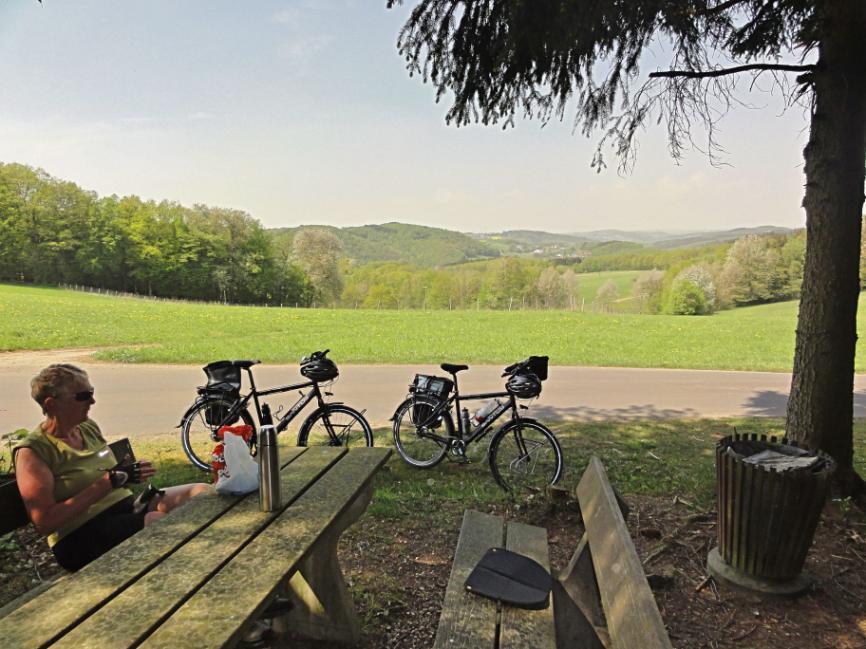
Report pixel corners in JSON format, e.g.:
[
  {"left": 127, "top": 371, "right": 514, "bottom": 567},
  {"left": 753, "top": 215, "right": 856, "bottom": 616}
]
[
  {"left": 178, "top": 350, "right": 373, "bottom": 471},
  {"left": 390, "top": 356, "right": 563, "bottom": 493}
]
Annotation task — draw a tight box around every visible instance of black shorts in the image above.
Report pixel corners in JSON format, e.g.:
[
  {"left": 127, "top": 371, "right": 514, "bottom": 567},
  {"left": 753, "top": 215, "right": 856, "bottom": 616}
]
[{"left": 52, "top": 496, "right": 145, "bottom": 572}]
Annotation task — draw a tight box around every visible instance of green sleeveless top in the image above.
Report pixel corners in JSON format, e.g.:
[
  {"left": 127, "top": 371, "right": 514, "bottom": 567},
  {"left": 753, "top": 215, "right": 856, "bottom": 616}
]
[{"left": 13, "top": 420, "right": 133, "bottom": 547}]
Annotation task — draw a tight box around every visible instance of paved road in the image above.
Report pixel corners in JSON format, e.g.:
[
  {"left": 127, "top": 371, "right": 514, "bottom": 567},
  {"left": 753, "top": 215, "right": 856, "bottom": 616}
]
[{"left": 4, "top": 351, "right": 866, "bottom": 439}]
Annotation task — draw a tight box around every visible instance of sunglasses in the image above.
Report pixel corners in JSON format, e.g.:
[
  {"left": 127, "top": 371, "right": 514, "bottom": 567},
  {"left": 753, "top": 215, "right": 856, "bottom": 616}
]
[{"left": 72, "top": 390, "right": 94, "bottom": 402}]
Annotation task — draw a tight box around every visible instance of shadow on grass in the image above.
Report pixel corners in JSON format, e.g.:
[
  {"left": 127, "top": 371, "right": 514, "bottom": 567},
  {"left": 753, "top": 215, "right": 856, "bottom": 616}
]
[
  {"left": 742, "top": 388, "right": 866, "bottom": 418},
  {"left": 530, "top": 403, "right": 702, "bottom": 421}
]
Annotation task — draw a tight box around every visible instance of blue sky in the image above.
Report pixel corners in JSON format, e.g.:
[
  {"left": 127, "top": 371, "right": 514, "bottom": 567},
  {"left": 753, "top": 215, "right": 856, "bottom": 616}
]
[{"left": 0, "top": 1, "right": 811, "bottom": 232}]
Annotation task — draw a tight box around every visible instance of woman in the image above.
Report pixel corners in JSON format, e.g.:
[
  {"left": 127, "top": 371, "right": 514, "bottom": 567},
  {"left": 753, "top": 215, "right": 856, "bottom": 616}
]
[{"left": 14, "top": 363, "right": 211, "bottom": 571}]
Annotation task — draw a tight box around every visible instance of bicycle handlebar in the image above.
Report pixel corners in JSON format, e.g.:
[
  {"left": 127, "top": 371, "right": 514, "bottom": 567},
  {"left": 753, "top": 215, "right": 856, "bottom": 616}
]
[
  {"left": 501, "top": 358, "right": 531, "bottom": 377},
  {"left": 301, "top": 349, "right": 330, "bottom": 363}
]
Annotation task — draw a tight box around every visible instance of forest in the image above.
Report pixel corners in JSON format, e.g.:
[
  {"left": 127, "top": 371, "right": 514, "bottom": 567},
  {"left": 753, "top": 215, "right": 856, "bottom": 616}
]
[{"left": 0, "top": 163, "right": 824, "bottom": 314}]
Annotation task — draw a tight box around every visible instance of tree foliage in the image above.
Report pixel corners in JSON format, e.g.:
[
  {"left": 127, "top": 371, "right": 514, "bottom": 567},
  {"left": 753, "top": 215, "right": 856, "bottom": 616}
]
[
  {"left": 292, "top": 228, "right": 344, "bottom": 304},
  {"left": 0, "top": 163, "right": 312, "bottom": 305},
  {"left": 388, "top": 0, "right": 817, "bottom": 169},
  {"left": 594, "top": 279, "right": 619, "bottom": 312}
]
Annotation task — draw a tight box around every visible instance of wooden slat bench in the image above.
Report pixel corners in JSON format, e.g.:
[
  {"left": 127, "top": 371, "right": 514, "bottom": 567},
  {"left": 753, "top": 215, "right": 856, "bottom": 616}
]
[
  {"left": 0, "top": 446, "right": 391, "bottom": 649},
  {"left": 434, "top": 456, "right": 673, "bottom": 649}
]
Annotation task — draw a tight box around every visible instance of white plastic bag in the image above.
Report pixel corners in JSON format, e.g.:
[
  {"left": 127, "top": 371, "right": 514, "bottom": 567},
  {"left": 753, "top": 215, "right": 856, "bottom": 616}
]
[{"left": 215, "top": 429, "right": 260, "bottom": 496}]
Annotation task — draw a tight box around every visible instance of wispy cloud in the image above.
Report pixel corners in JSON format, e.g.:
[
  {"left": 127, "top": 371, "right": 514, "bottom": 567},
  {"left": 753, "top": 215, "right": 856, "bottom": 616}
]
[
  {"left": 116, "top": 116, "right": 159, "bottom": 125},
  {"left": 270, "top": 2, "right": 336, "bottom": 63},
  {"left": 270, "top": 9, "right": 301, "bottom": 26},
  {"left": 277, "top": 34, "right": 333, "bottom": 60}
]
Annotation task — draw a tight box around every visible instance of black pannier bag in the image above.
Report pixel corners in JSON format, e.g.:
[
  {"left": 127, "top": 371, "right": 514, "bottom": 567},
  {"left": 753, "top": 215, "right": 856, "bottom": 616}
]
[
  {"left": 412, "top": 374, "right": 454, "bottom": 400},
  {"left": 203, "top": 361, "right": 242, "bottom": 392},
  {"left": 205, "top": 400, "right": 239, "bottom": 427},
  {"left": 201, "top": 361, "right": 242, "bottom": 426},
  {"left": 411, "top": 374, "right": 454, "bottom": 426},
  {"left": 526, "top": 356, "right": 549, "bottom": 381}
]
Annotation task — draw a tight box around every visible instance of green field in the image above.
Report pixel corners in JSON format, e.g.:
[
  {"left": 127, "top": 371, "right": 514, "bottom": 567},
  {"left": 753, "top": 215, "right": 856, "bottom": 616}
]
[
  {"left": 572, "top": 270, "right": 642, "bottom": 312},
  {"left": 2, "top": 283, "right": 866, "bottom": 371}
]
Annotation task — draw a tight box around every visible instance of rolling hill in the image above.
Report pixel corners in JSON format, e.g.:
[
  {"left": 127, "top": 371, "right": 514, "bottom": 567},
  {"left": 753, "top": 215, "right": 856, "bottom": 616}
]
[{"left": 269, "top": 222, "right": 500, "bottom": 268}]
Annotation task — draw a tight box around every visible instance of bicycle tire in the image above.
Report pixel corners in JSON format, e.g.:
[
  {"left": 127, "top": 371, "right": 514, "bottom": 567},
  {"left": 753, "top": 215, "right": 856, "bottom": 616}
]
[
  {"left": 181, "top": 397, "right": 255, "bottom": 471},
  {"left": 488, "top": 419, "right": 563, "bottom": 493},
  {"left": 297, "top": 404, "right": 374, "bottom": 447},
  {"left": 392, "top": 395, "right": 452, "bottom": 468}
]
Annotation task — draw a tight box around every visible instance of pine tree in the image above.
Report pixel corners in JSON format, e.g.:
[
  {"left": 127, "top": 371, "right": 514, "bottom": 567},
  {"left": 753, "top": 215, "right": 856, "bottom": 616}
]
[{"left": 388, "top": 0, "right": 866, "bottom": 496}]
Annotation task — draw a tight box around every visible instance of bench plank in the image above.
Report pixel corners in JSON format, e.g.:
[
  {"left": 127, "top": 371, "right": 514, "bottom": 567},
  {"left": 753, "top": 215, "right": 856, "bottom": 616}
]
[
  {"left": 500, "top": 520, "right": 556, "bottom": 649},
  {"left": 51, "top": 447, "right": 346, "bottom": 649},
  {"left": 432, "top": 509, "right": 502, "bottom": 649},
  {"left": 577, "top": 456, "right": 673, "bottom": 649},
  {"left": 139, "top": 447, "right": 391, "bottom": 649},
  {"left": 0, "top": 447, "right": 306, "bottom": 649}
]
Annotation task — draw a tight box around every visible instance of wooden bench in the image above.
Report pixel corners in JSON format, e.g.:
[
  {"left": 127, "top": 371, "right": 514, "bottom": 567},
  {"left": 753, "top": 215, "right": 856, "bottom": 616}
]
[
  {"left": 0, "top": 446, "right": 391, "bottom": 648},
  {"left": 433, "top": 456, "right": 673, "bottom": 649}
]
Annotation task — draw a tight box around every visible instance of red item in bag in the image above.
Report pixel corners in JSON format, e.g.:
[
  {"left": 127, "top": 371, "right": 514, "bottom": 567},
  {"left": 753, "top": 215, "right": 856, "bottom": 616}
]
[{"left": 211, "top": 425, "right": 255, "bottom": 484}]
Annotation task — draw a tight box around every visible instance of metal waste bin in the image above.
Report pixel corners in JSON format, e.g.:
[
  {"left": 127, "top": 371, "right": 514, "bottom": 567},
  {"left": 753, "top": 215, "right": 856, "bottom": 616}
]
[{"left": 712, "top": 433, "right": 835, "bottom": 585}]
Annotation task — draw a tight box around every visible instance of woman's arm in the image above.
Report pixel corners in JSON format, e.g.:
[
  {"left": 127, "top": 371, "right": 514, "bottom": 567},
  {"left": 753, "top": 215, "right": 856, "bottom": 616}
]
[{"left": 14, "top": 447, "right": 114, "bottom": 536}]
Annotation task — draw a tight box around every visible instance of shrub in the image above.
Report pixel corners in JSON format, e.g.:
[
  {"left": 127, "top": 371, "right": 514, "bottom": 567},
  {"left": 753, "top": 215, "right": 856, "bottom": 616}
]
[{"left": 669, "top": 280, "right": 709, "bottom": 315}]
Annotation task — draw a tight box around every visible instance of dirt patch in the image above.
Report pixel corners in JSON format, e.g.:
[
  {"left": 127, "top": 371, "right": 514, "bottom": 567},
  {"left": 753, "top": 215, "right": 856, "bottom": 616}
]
[
  {"left": 0, "top": 348, "right": 105, "bottom": 368},
  {"left": 2, "top": 498, "right": 864, "bottom": 648}
]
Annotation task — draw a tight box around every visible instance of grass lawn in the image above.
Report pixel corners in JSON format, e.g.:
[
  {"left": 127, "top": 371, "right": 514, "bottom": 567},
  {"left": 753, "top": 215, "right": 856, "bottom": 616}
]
[
  {"left": 3, "top": 283, "right": 866, "bottom": 371},
  {"left": 89, "top": 417, "right": 866, "bottom": 516}
]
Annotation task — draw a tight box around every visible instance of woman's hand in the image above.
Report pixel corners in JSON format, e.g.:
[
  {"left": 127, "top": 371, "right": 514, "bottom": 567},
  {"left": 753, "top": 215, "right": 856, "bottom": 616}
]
[
  {"left": 135, "top": 460, "right": 157, "bottom": 482},
  {"left": 114, "top": 459, "right": 157, "bottom": 484}
]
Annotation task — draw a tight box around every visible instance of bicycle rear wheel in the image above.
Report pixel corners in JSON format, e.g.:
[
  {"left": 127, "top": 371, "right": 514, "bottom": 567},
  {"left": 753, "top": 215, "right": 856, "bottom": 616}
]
[
  {"left": 392, "top": 395, "right": 452, "bottom": 468},
  {"left": 181, "top": 397, "right": 255, "bottom": 471},
  {"left": 297, "top": 405, "right": 374, "bottom": 447},
  {"left": 488, "top": 419, "right": 563, "bottom": 493}
]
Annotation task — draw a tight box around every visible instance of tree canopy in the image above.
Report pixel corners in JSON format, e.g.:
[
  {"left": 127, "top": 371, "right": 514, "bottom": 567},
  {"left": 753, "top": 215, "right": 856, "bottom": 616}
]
[
  {"left": 388, "top": 0, "right": 866, "bottom": 496},
  {"left": 0, "top": 163, "right": 313, "bottom": 306}
]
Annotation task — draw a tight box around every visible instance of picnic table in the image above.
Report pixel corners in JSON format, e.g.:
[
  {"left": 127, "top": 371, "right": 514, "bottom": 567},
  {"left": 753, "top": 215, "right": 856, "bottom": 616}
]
[{"left": 0, "top": 445, "right": 391, "bottom": 649}]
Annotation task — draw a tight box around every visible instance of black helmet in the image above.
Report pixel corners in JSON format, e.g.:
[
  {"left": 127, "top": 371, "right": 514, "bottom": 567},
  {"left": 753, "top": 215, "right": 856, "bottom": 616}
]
[
  {"left": 300, "top": 356, "right": 339, "bottom": 382},
  {"left": 506, "top": 373, "right": 542, "bottom": 399}
]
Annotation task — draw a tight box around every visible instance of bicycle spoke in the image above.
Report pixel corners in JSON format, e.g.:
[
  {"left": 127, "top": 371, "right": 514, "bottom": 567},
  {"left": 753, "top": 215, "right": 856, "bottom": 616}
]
[{"left": 489, "top": 422, "right": 562, "bottom": 493}]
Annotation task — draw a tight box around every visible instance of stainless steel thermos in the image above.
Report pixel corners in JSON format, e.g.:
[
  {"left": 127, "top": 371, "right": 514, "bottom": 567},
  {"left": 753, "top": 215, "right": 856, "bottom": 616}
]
[{"left": 258, "top": 425, "right": 281, "bottom": 512}]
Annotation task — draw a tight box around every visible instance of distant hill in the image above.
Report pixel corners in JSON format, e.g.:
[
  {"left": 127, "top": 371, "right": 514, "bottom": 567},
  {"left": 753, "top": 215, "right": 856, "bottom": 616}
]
[
  {"left": 647, "top": 226, "right": 795, "bottom": 249},
  {"left": 269, "top": 223, "right": 796, "bottom": 268},
  {"left": 269, "top": 222, "right": 500, "bottom": 268},
  {"left": 471, "top": 225, "right": 796, "bottom": 256}
]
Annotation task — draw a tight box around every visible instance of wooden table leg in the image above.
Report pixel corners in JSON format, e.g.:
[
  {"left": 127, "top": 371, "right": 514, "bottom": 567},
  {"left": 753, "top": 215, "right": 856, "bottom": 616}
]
[{"left": 271, "top": 484, "right": 372, "bottom": 645}]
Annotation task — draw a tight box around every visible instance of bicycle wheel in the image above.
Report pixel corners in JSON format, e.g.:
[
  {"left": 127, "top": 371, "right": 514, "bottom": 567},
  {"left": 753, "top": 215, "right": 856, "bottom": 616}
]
[
  {"left": 488, "top": 419, "right": 563, "bottom": 493},
  {"left": 181, "top": 397, "right": 255, "bottom": 471},
  {"left": 392, "top": 395, "right": 452, "bottom": 468},
  {"left": 297, "top": 405, "right": 374, "bottom": 447}
]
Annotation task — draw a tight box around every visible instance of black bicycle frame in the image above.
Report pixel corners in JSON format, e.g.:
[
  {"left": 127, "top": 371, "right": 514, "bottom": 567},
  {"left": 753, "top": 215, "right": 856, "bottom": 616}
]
[
  {"left": 219, "top": 366, "right": 329, "bottom": 433},
  {"left": 418, "top": 380, "right": 517, "bottom": 447}
]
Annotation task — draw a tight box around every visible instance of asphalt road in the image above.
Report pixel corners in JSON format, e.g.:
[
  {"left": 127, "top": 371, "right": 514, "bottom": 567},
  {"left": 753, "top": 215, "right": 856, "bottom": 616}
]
[{"left": 5, "top": 350, "right": 866, "bottom": 439}]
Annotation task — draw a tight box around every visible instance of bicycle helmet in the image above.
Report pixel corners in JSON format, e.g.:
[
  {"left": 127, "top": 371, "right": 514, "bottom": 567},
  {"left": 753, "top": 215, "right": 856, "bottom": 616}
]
[
  {"left": 505, "top": 373, "right": 542, "bottom": 399},
  {"left": 300, "top": 357, "right": 339, "bottom": 382}
]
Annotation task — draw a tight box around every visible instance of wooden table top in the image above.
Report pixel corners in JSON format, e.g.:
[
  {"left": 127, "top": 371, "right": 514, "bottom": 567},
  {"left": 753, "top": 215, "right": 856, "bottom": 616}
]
[{"left": 0, "top": 446, "right": 391, "bottom": 649}]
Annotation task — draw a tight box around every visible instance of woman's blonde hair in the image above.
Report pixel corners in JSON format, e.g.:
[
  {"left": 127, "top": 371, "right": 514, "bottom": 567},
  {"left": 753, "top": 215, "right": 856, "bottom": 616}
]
[{"left": 31, "top": 364, "right": 89, "bottom": 412}]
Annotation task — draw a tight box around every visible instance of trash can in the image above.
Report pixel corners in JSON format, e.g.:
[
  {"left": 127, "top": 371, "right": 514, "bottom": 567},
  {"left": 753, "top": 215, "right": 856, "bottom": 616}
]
[{"left": 708, "top": 433, "right": 835, "bottom": 592}]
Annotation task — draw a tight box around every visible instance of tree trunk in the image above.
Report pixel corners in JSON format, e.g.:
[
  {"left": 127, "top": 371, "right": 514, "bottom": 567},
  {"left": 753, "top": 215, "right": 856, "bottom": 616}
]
[{"left": 786, "top": 0, "right": 866, "bottom": 497}]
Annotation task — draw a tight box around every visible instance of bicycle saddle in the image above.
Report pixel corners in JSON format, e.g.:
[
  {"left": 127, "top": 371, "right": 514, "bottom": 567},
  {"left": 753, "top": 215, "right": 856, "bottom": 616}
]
[
  {"left": 231, "top": 360, "right": 261, "bottom": 369},
  {"left": 441, "top": 363, "right": 469, "bottom": 374}
]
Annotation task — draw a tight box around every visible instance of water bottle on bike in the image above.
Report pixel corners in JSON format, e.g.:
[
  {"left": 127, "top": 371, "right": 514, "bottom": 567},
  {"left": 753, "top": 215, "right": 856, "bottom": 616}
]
[{"left": 472, "top": 399, "right": 501, "bottom": 426}]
